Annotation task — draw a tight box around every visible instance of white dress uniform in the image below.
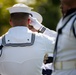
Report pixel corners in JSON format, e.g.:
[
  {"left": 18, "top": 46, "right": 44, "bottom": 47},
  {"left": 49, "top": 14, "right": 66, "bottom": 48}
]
[
  {"left": 0, "top": 26, "right": 54, "bottom": 75},
  {"left": 43, "top": 28, "right": 57, "bottom": 40},
  {"left": 52, "top": 11, "right": 76, "bottom": 75}
]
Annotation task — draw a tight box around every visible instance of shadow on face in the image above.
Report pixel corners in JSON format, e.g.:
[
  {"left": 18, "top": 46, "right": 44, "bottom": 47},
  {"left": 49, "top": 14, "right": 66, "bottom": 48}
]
[{"left": 60, "top": 0, "right": 70, "bottom": 16}]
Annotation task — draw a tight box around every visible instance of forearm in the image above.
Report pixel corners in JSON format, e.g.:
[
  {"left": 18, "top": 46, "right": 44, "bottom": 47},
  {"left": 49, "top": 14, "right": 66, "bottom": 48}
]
[{"left": 39, "top": 26, "right": 57, "bottom": 38}]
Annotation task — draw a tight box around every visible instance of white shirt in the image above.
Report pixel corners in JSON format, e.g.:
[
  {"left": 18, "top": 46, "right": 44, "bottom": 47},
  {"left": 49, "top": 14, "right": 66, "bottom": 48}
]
[
  {"left": 43, "top": 28, "right": 57, "bottom": 40},
  {"left": 52, "top": 11, "right": 76, "bottom": 75},
  {"left": 0, "top": 26, "right": 54, "bottom": 75},
  {"left": 56, "top": 12, "right": 76, "bottom": 61}
]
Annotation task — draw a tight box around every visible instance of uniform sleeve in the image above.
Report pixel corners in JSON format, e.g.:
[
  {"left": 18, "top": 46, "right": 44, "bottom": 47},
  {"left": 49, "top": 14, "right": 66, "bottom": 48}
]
[{"left": 43, "top": 27, "right": 57, "bottom": 38}]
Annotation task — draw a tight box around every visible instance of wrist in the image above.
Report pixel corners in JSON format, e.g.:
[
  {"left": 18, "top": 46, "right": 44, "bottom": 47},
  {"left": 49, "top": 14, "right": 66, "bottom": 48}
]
[
  {"left": 33, "top": 23, "right": 43, "bottom": 30},
  {"left": 38, "top": 26, "right": 46, "bottom": 33}
]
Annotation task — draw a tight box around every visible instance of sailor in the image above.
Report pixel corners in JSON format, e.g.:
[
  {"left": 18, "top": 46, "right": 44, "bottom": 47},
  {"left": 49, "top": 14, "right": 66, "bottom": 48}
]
[{"left": 0, "top": 3, "right": 54, "bottom": 75}]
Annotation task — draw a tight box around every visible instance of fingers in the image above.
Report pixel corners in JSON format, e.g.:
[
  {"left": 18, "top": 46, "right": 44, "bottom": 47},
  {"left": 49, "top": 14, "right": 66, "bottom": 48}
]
[{"left": 29, "top": 16, "right": 37, "bottom": 21}]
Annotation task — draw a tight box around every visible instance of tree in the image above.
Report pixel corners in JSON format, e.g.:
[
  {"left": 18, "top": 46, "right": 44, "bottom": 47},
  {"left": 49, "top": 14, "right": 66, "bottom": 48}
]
[
  {"left": 0, "top": 0, "right": 16, "bottom": 36},
  {"left": 30, "top": 0, "right": 61, "bottom": 30}
]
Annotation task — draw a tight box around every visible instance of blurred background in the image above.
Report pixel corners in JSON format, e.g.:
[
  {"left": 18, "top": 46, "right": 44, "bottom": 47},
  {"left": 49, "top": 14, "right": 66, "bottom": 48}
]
[{"left": 0, "top": 0, "right": 62, "bottom": 36}]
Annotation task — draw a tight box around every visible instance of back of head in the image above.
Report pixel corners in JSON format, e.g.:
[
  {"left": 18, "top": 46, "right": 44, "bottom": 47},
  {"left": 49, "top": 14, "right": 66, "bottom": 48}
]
[{"left": 10, "top": 13, "right": 29, "bottom": 26}]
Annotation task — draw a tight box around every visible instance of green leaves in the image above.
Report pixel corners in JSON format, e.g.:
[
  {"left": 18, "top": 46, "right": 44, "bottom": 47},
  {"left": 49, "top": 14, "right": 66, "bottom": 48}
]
[
  {"left": 0, "top": 0, "right": 16, "bottom": 36},
  {"left": 32, "top": 0, "right": 61, "bottom": 30}
]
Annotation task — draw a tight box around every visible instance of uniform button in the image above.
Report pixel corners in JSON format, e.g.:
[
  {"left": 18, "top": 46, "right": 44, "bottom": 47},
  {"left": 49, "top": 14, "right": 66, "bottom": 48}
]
[
  {"left": 27, "top": 39, "right": 29, "bottom": 41},
  {"left": 8, "top": 40, "right": 10, "bottom": 42}
]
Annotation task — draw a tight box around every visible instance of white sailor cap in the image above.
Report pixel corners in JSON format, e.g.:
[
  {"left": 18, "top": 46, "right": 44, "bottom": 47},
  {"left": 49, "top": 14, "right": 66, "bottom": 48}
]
[
  {"left": 7, "top": 3, "right": 43, "bottom": 23},
  {"left": 31, "top": 11, "right": 43, "bottom": 23}
]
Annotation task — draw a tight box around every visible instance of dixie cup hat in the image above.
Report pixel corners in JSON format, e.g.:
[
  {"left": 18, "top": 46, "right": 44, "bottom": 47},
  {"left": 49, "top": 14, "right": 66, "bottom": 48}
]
[
  {"left": 30, "top": 11, "right": 43, "bottom": 23},
  {"left": 7, "top": 3, "right": 43, "bottom": 23}
]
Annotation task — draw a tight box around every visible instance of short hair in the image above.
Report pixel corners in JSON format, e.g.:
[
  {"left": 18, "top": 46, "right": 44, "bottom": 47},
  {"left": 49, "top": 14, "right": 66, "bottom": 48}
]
[{"left": 10, "top": 13, "right": 29, "bottom": 25}]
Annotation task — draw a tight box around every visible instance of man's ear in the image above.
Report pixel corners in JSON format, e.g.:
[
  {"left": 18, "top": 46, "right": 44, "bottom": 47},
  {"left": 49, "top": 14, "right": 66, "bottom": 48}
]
[
  {"left": 28, "top": 18, "right": 31, "bottom": 25},
  {"left": 9, "top": 19, "right": 13, "bottom": 26}
]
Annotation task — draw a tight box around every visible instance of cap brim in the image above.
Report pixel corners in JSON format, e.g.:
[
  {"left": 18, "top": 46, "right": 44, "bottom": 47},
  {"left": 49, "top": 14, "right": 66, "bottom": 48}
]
[{"left": 31, "top": 11, "right": 43, "bottom": 23}]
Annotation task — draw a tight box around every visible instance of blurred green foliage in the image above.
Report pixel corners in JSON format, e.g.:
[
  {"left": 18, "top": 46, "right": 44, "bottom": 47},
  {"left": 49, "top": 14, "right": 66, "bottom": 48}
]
[
  {"left": 0, "top": 0, "right": 61, "bottom": 36},
  {"left": 0, "top": 0, "right": 17, "bottom": 36},
  {"left": 31, "top": 0, "right": 61, "bottom": 30}
]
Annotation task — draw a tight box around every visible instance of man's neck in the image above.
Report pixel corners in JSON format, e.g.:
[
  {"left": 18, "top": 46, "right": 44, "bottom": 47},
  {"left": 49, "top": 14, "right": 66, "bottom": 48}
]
[{"left": 13, "top": 24, "right": 27, "bottom": 27}]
